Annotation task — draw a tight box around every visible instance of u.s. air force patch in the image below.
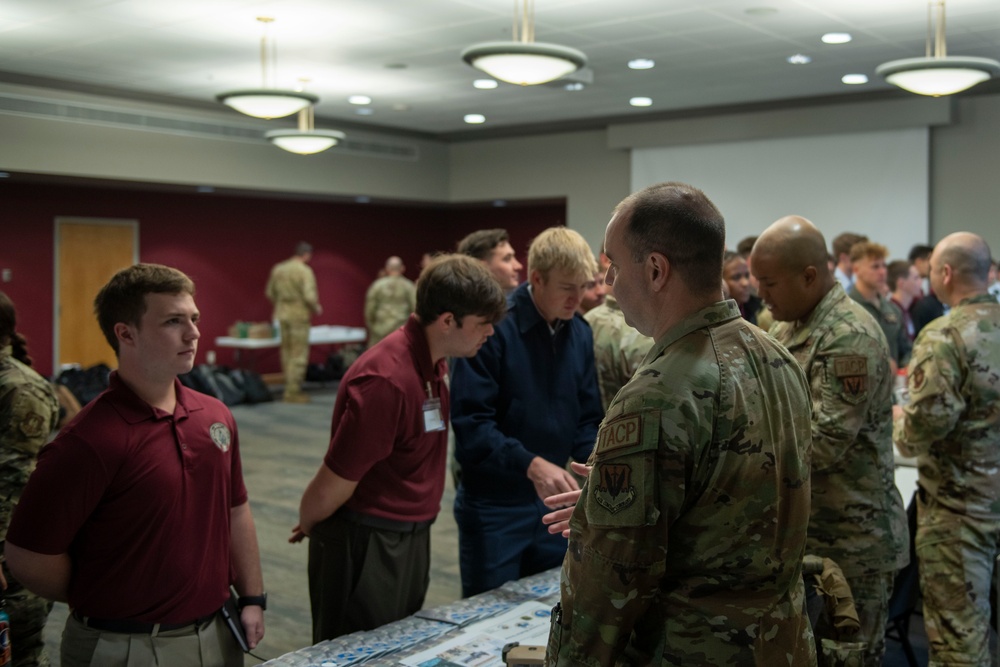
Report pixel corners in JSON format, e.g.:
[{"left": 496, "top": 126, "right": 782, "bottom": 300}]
[
  {"left": 594, "top": 463, "right": 636, "bottom": 514},
  {"left": 210, "top": 422, "right": 232, "bottom": 452},
  {"left": 833, "top": 355, "right": 868, "bottom": 404}
]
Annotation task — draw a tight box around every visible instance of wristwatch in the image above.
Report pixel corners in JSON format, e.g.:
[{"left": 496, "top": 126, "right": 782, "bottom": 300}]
[{"left": 238, "top": 593, "right": 268, "bottom": 611}]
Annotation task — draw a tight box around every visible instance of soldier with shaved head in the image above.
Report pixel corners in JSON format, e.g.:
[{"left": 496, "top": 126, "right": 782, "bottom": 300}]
[
  {"left": 364, "top": 256, "right": 416, "bottom": 347},
  {"left": 751, "top": 216, "right": 908, "bottom": 666},
  {"left": 544, "top": 184, "right": 816, "bottom": 666},
  {"left": 894, "top": 232, "right": 1000, "bottom": 667}
]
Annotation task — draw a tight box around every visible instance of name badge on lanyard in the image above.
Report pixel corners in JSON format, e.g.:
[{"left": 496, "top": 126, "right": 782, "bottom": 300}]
[{"left": 423, "top": 381, "right": 445, "bottom": 433}]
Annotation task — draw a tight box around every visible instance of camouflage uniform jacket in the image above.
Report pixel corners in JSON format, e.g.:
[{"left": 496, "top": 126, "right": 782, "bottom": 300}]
[
  {"left": 550, "top": 300, "right": 816, "bottom": 666},
  {"left": 0, "top": 345, "right": 59, "bottom": 545},
  {"left": 771, "top": 284, "right": 909, "bottom": 576},
  {"left": 847, "top": 285, "right": 912, "bottom": 368},
  {"left": 266, "top": 257, "right": 320, "bottom": 321},
  {"left": 364, "top": 275, "right": 417, "bottom": 347},
  {"left": 893, "top": 293, "right": 1000, "bottom": 517},
  {"left": 583, "top": 294, "right": 653, "bottom": 413}
]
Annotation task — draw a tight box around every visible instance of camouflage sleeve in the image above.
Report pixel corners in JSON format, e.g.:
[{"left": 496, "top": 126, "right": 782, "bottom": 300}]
[
  {"left": 363, "top": 283, "right": 378, "bottom": 332},
  {"left": 301, "top": 265, "right": 320, "bottom": 313},
  {"left": 810, "top": 332, "right": 889, "bottom": 472},
  {"left": 265, "top": 269, "right": 277, "bottom": 303},
  {"left": 406, "top": 281, "right": 416, "bottom": 313},
  {"left": 552, "top": 410, "right": 670, "bottom": 665},
  {"left": 0, "top": 384, "right": 56, "bottom": 457},
  {"left": 893, "top": 328, "right": 964, "bottom": 457}
]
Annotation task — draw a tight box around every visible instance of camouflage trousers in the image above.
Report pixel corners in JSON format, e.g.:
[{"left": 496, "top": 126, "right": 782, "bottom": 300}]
[
  {"left": 811, "top": 570, "right": 893, "bottom": 667},
  {"left": 916, "top": 494, "right": 1000, "bottom": 667},
  {"left": 279, "top": 318, "right": 310, "bottom": 399},
  {"left": 3, "top": 566, "right": 54, "bottom": 667}
]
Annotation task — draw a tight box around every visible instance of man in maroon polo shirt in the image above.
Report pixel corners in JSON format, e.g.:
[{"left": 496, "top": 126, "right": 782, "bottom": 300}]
[
  {"left": 5, "top": 264, "right": 266, "bottom": 667},
  {"left": 291, "top": 254, "right": 507, "bottom": 642}
]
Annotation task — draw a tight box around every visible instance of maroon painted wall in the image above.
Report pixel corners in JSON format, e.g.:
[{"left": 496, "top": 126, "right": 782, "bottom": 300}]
[{"left": 0, "top": 181, "right": 564, "bottom": 377}]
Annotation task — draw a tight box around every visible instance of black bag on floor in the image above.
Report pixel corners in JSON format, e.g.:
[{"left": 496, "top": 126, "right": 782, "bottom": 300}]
[
  {"left": 180, "top": 365, "right": 246, "bottom": 406},
  {"left": 56, "top": 363, "right": 111, "bottom": 406},
  {"left": 229, "top": 368, "right": 273, "bottom": 404}
]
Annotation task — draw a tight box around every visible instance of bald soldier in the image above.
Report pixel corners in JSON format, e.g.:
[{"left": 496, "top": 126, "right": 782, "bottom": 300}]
[
  {"left": 364, "top": 256, "right": 416, "bottom": 347},
  {"left": 544, "top": 183, "right": 816, "bottom": 666},
  {"left": 893, "top": 233, "right": 1000, "bottom": 667},
  {"left": 751, "top": 216, "right": 908, "bottom": 666}
]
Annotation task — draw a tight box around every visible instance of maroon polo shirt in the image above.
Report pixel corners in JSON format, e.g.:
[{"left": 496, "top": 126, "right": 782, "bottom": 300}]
[
  {"left": 8, "top": 373, "right": 247, "bottom": 622},
  {"left": 324, "top": 314, "right": 449, "bottom": 522}
]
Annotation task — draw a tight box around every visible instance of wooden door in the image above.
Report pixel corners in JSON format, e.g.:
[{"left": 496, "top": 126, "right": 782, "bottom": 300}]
[{"left": 56, "top": 218, "right": 137, "bottom": 369}]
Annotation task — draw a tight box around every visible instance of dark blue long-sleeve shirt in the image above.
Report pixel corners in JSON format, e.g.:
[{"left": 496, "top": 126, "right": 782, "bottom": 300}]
[{"left": 451, "top": 282, "right": 603, "bottom": 504}]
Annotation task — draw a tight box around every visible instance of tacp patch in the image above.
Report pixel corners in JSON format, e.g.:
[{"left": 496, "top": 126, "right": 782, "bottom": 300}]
[
  {"left": 593, "top": 463, "right": 636, "bottom": 514},
  {"left": 17, "top": 412, "right": 46, "bottom": 439},
  {"left": 595, "top": 415, "right": 642, "bottom": 456},
  {"left": 833, "top": 355, "right": 868, "bottom": 399},
  {"left": 210, "top": 422, "right": 232, "bottom": 452}
]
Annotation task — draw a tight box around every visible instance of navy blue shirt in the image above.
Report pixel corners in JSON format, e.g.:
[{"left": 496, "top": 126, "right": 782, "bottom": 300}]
[{"left": 451, "top": 282, "right": 603, "bottom": 504}]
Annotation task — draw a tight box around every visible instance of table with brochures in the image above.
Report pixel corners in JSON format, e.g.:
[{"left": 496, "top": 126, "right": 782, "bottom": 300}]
[{"left": 260, "top": 569, "right": 560, "bottom": 667}]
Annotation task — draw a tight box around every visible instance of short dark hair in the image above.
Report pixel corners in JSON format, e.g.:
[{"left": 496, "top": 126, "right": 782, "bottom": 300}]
[
  {"left": 94, "top": 264, "right": 195, "bottom": 354},
  {"left": 832, "top": 232, "right": 868, "bottom": 259},
  {"left": 736, "top": 236, "right": 757, "bottom": 258},
  {"left": 908, "top": 244, "right": 934, "bottom": 263},
  {"left": 415, "top": 254, "right": 507, "bottom": 326},
  {"left": 456, "top": 229, "right": 510, "bottom": 261},
  {"left": 887, "top": 260, "right": 913, "bottom": 291},
  {"left": 0, "top": 291, "right": 32, "bottom": 367},
  {"left": 295, "top": 242, "right": 313, "bottom": 256},
  {"left": 616, "top": 182, "right": 725, "bottom": 295}
]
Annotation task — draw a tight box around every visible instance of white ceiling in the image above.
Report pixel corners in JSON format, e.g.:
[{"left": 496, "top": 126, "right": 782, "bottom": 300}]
[{"left": 1, "top": 0, "right": 998, "bottom": 137}]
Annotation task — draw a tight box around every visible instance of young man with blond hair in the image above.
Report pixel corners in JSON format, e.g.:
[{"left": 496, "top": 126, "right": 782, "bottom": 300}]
[
  {"left": 848, "top": 240, "right": 911, "bottom": 372},
  {"left": 451, "top": 226, "right": 603, "bottom": 597}
]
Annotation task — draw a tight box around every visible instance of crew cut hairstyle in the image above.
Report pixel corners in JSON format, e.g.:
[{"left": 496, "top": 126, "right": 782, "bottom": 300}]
[
  {"left": 94, "top": 263, "right": 196, "bottom": 355},
  {"left": 617, "top": 181, "right": 725, "bottom": 295},
  {"left": 456, "top": 229, "right": 510, "bottom": 261},
  {"left": 908, "top": 244, "right": 934, "bottom": 263},
  {"left": 527, "top": 227, "right": 597, "bottom": 281},
  {"left": 415, "top": 254, "right": 507, "bottom": 326},
  {"left": 887, "top": 260, "right": 913, "bottom": 292},
  {"left": 937, "top": 239, "right": 992, "bottom": 283}
]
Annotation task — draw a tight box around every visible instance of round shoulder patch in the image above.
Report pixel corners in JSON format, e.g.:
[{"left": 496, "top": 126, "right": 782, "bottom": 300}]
[{"left": 209, "top": 422, "right": 232, "bottom": 453}]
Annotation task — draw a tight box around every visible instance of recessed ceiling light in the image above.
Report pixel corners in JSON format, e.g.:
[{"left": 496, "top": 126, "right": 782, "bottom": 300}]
[
  {"left": 629, "top": 97, "right": 652, "bottom": 107},
  {"left": 473, "top": 79, "right": 499, "bottom": 89},
  {"left": 348, "top": 95, "right": 372, "bottom": 105},
  {"left": 355, "top": 108, "right": 374, "bottom": 116},
  {"left": 787, "top": 54, "right": 812, "bottom": 65},
  {"left": 628, "top": 58, "right": 655, "bottom": 70},
  {"left": 842, "top": 73, "right": 869, "bottom": 85},
  {"left": 822, "top": 32, "right": 852, "bottom": 44},
  {"left": 464, "top": 114, "right": 486, "bottom": 124},
  {"left": 564, "top": 82, "right": 585, "bottom": 91}
]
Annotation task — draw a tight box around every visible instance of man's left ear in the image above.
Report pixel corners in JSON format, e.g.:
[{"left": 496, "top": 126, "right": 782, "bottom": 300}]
[{"left": 648, "top": 253, "right": 670, "bottom": 291}]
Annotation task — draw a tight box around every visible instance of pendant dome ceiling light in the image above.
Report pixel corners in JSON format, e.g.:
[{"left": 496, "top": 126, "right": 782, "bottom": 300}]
[
  {"left": 876, "top": 0, "right": 999, "bottom": 97},
  {"left": 265, "top": 104, "right": 345, "bottom": 155},
  {"left": 217, "top": 17, "right": 318, "bottom": 119},
  {"left": 461, "top": 0, "right": 587, "bottom": 86}
]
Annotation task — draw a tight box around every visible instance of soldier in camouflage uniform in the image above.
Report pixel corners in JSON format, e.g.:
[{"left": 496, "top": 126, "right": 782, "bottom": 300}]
[
  {"left": 893, "top": 232, "right": 1000, "bottom": 667},
  {"left": 751, "top": 216, "right": 909, "bottom": 666},
  {"left": 0, "top": 292, "right": 58, "bottom": 666},
  {"left": 364, "top": 256, "right": 416, "bottom": 347},
  {"left": 583, "top": 293, "right": 652, "bottom": 413},
  {"left": 545, "top": 182, "right": 816, "bottom": 666},
  {"left": 266, "top": 242, "right": 322, "bottom": 403}
]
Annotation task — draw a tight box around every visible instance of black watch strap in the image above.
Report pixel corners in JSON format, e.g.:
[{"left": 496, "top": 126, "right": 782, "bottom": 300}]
[{"left": 238, "top": 593, "right": 267, "bottom": 610}]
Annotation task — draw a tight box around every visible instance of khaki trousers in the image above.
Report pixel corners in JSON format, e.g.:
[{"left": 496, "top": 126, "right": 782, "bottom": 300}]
[{"left": 60, "top": 612, "right": 243, "bottom": 667}]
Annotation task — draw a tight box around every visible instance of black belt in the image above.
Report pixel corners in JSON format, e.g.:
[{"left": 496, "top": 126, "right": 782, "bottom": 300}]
[
  {"left": 337, "top": 507, "right": 434, "bottom": 533},
  {"left": 73, "top": 609, "right": 218, "bottom": 634}
]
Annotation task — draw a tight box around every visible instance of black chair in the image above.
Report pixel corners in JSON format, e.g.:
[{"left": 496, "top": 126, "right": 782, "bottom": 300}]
[{"left": 885, "top": 490, "right": 921, "bottom": 667}]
